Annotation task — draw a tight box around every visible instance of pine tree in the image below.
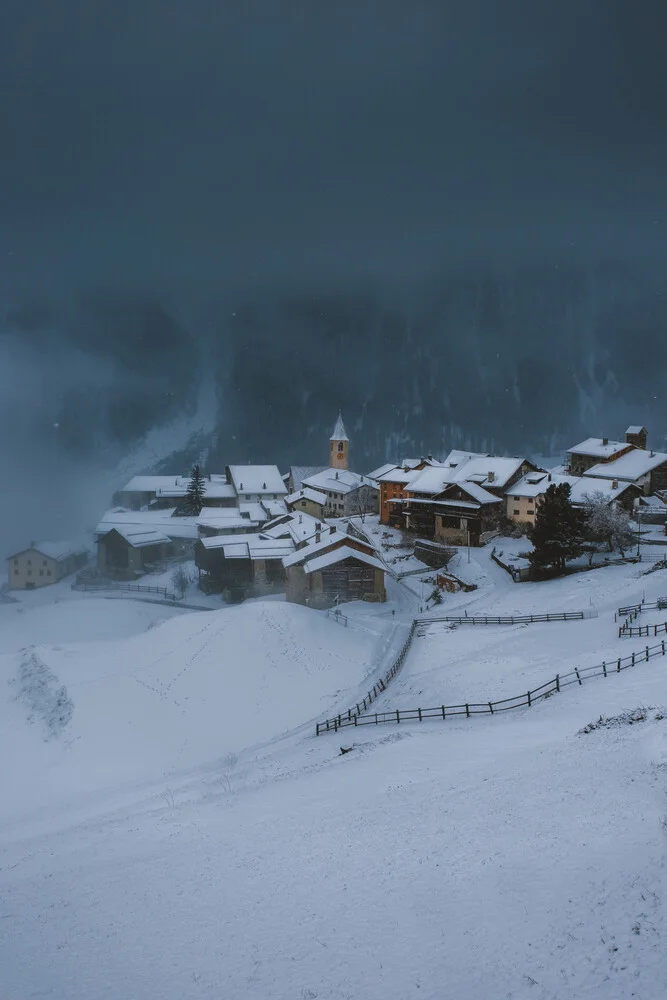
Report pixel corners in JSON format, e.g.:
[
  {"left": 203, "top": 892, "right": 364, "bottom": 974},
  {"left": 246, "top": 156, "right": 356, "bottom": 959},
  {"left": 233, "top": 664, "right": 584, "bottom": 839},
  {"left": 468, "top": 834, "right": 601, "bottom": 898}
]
[
  {"left": 529, "top": 482, "right": 584, "bottom": 575},
  {"left": 178, "top": 464, "right": 207, "bottom": 516}
]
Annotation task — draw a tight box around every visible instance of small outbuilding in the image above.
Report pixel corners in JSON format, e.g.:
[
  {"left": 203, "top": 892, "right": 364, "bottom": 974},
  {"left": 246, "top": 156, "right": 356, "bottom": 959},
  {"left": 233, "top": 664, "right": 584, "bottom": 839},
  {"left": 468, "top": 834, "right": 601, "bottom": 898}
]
[{"left": 283, "top": 529, "right": 386, "bottom": 608}]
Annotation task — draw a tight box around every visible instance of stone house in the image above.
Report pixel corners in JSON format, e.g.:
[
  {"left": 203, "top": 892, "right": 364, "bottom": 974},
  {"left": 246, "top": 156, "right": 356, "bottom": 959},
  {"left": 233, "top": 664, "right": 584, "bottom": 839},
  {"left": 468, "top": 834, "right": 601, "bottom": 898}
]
[{"left": 283, "top": 528, "right": 385, "bottom": 608}]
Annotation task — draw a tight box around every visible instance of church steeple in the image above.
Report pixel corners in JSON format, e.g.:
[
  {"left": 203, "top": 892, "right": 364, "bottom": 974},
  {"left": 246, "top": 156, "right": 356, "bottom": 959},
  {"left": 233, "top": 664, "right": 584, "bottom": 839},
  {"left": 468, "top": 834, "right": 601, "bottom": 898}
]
[{"left": 329, "top": 411, "right": 349, "bottom": 470}]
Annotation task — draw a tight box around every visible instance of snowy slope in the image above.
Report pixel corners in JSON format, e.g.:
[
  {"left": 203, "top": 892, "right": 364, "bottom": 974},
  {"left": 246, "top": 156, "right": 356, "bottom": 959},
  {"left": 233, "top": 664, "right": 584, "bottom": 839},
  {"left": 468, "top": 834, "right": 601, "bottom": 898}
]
[
  {"left": 0, "top": 601, "right": 377, "bottom": 829},
  {"left": 2, "top": 560, "right": 667, "bottom": 999}
]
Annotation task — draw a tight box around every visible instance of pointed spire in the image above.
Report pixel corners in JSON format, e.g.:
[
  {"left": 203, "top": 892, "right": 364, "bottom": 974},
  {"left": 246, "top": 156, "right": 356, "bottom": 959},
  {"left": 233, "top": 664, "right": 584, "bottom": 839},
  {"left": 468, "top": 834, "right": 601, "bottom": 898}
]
[{"left": 330, "top": 411, "right": 349, "bottom": 442}]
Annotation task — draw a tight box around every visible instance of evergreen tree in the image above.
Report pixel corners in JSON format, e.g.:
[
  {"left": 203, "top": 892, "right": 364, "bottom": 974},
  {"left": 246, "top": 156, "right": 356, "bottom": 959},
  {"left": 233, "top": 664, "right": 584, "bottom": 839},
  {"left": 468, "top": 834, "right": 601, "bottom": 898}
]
[
  {"left": 529, "top": 482, "right": 584, "bottom": 574},
  {"left": 178, "top": 464, "right": 207, "bottom": 516}
]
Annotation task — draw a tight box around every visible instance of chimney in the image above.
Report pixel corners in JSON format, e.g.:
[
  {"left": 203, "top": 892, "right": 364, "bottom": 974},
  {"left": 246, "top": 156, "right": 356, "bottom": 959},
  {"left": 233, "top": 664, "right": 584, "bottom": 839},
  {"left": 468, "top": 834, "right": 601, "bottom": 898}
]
[
  {"left": 262, "top": 482, "right": 266, "bottom": 489},
  {"left": 427, "top": 454, "right": 433, "bottom": 461},
  {"left": 240, "top": 482, "right": 243, "bottom": 491},
  {"left": 612, "top": 479, "right": 618, "bottom": 489},
  {"left": 315, "top": 531, "right": 321, "bottom": 543},
  {"left": 602, "top": 438, "right": 608, "bottom": 446},
  {"left": 335, "top": 471, "right": 339, "bottom": 479},
  {"left": 315, "top": 522, "right": 321, "bottom": 530},
  {"left": 330, "top": 525, "right": 335, "bottom": 534},
  {"left": 487, "top": 470, "right": 495, "bottom": 483},
  {"left": 547, "top": 473, "right": 552, "bottom": 482},
  {"left": 299, "top": 514, "right": 302, "bottom": 524}
]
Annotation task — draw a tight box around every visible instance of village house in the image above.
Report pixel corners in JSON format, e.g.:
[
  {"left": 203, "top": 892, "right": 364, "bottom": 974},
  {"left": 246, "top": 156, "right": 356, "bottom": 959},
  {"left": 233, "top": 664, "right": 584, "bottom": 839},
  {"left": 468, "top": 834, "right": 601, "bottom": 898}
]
[
  {"left": 582, "top": 447, "right": 667, "bottom": 496},
  {"left": 282, "top": 525, "right": 386, "bottom": 608},
  {"left": 194, "top": 532, "right": 295, "bottom": 600},
  {"left": 301, "top": 468, "right": 379, "bottom": 517},
  {"left": 393, "top": 482, "right": 503, "bottom": 546},
  {"left": 376, "top": 458, "right": 441, "bottom": 525},
  {"left": 94, "top": 509, "right": 199, "bottom": 577},
  {"left": 505, "top": 472, "right": 640, "bottom": 528},
  {"left": 566, "top": 434, "right": 635, "bottom": 477},
  {"left": 225, "top": 465, "right": 288, "bottom": 503},
  {"left": 7, "top": 542, "right": 88, "bottom": 590},
  {"left": 285, "top": 487, "right": 327, "bottom": 519}
]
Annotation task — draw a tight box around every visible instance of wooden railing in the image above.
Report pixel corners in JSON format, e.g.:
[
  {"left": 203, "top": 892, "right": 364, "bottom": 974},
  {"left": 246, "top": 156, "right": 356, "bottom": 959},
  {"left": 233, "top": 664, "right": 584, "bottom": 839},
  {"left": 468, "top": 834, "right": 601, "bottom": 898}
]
[
  {"left": 416, "top": 610, "right": 585, "bottom": 628},
  {"left": 315, "top": 597, "right": 667, "bottom": 735},
  {"left": 317, "top": 639, "right": 667, "bottom": 733},
  {"left": 616, "top": 597, "right": 667, "bottom": 637},
  {"left": 71, "top": 582, "right": 178, "bottom": 602},
  {"left": 315, "top": 622, "right": 417, "bottom": 735}
]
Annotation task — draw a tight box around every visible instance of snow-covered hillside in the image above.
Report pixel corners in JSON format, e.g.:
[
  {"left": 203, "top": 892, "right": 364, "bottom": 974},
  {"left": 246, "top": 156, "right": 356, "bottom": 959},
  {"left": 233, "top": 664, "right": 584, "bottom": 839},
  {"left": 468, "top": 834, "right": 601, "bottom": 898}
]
[{"left": 2, "top": 556, "right": 667, "bottom": 999}]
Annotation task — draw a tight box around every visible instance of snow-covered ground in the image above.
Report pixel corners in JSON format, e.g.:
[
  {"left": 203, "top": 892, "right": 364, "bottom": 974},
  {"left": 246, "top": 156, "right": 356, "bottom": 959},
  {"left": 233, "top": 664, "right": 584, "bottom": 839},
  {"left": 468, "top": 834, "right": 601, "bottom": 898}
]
[{"left": 2, "top": 554, "right": 667, "bottom": 999}]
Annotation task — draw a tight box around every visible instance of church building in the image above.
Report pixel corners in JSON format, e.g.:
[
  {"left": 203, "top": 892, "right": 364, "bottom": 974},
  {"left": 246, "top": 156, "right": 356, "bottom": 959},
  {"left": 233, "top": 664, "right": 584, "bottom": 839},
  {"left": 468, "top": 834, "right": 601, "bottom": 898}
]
[{"left": 329, "top": 412, "right": 349, "bottom": 470}]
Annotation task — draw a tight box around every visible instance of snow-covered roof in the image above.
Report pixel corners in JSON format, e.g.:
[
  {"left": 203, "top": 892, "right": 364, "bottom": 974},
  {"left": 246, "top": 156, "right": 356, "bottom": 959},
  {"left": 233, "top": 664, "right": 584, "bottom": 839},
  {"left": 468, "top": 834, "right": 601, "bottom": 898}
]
[
  {"left": 366, "top": 463, "right": 399, "bottom": 481},
  {"left": 227, "top": 465, "right": 288, "bottom": 496},
  {"left": 282, "top": 527, "right": 346, "bottom": 567},
  {"left": 442, "top": 449, "right": 489, "bottom": 468},
  {"left": 453, "top": 455, "right": 526, "bottom": 489},
  {"left": 200, "top": 533, "right": 295, "bottom": 560},
  {"left": 568, "top": 438, "right": 629, "bottom": 459},
  {"left": 507, "top": 473, "right": 633, "bottom": 505},
  {"left": 440, "top": 482, "right": 503, "bottom": 505},
  {"left": 330, "top": 412, "right": 349, "bottom": 441},
  {"left": 301, "top": 469, "right": 378, "bottom": 495},
  {"left": 288, "top": 466, "right": 328, "bottom": 491},
  {"left": 261, "top": 499, "right": 288, "bottom": 519},
  {"left": 638, "top": 494, "right": 667, "bottom": 509},
  {"left": 8, "top": 540, "right": 88, "bottom": 562},
  {"left": 626, "top": 425, "right": 646, "bottom": 435},
  {"left": 583, "top": 449, "right": 667, "bottom": 483},
  {"left": 196, "top": 511, "right": 262, "bottom": 531},
  {"left": 303, "top": 545, "right": 384, "bottom": 575},
  {"left": 285, "top": 487, "right": 328, "bottom": 507},
  {"left": 118, "top": 475, "right": 182, "bottom": 493},
  {"left": 408, "top": 467, "right": 453, "bottom": 495},
  {"left": 111, "top": 527, "right": 172, "bottom": 548},
  {"left": 376, "top": 467, "right": 422, "bottom": 485},
  {"left": 95, "top": 509, "right": 199, "bottom": 540},
  {"left": 262, "top": 511, "right": 323, "bottom": 545}
]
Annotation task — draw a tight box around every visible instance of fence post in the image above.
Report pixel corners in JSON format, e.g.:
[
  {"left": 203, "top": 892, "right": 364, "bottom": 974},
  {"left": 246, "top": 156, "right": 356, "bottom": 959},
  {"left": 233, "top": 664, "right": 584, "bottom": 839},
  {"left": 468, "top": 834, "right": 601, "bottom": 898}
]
[
  {"left": 663, "top": 640, "right": 665, "bottom": 655},
  {"left": 396, "top": 709, "right": 400, "bottom": 724},
  {"left": 418, "top": 708, "right": 422, "bottom": 721},
  {"left": 465, "top": 703, "right": 470, "bottom": 718},
  {"left": 489, "top": 701, "right": 494, "bottom": 714},
  {"left": 646, "top": 646, "right": 649, "bottom": 662},
  {"left": 316, "top": 722, "right": 320, "bottom": 736},
  {"left": 527, "top": 690, "right": 531, "bottom": 707},
  {"left": 575, "top": 668, "right": 581, "bottom": 685},
  {"left": 632, "top": 653, "right": 635, "bottom": 667},
  {"left": 617, "top": 657, "right": 621, "bottom": 672},
  {"left": 375, "top": 713, "right": 378, "bottom": 725},
  {"left": 441, "top": 705, "right": 446, "bottom": 719},
  {"left": 602, "top": 661, "right": 606, "bottom": 677},
  {"left": 556, "top": 674, "right": 560, "bottom": 692},
  {"left": 354, "top": 715, "right": 358, "bottom": 726}
]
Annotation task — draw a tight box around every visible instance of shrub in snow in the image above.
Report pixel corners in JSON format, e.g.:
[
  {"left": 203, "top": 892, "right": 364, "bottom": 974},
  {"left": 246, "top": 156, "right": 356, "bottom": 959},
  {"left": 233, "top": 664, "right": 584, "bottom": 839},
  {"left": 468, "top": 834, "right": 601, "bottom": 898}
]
[
  {"left": 578, "top": 706, "right": 665, "bottom": 734},
  {"left": 12, "top": 651, "right": 74, "bottom": 739}
]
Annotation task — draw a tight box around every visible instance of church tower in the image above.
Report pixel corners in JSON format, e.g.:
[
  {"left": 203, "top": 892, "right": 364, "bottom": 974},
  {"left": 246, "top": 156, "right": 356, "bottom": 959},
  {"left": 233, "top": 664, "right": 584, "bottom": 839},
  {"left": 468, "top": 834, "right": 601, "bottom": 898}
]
[{"left": 329, "top": 411, "right": 349, "bottom": 470}]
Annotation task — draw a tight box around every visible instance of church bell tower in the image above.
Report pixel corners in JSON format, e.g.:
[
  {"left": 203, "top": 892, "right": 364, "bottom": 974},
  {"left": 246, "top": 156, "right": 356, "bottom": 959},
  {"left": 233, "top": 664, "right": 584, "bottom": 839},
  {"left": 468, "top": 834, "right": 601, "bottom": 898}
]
[{"left": 329, "top": 411, "right": 349, "bottom": 470}]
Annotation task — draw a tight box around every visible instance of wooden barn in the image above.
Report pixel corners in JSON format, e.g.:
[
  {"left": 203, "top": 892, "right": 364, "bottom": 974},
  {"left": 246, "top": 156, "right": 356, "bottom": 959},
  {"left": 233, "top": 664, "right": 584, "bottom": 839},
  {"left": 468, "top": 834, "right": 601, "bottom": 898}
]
[{"left": 283, "top": 529, "right": 386, "bottom": 608}]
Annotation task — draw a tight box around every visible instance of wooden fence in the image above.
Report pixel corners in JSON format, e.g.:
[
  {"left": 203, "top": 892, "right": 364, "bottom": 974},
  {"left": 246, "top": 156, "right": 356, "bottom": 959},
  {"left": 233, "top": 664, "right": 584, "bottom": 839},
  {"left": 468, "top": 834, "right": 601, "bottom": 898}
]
[
  {"left": 72, "top": 582, "right": 177, "bottom": 602},
  {"left": 616, "top": 597, "right": 667, "bottom": 637},
  {"left": 317, "top": 638, "right": 667, "bottom": 733},
  {"left": 315, "top": 622, "right": 417, "bottom": 735},
  {"left": 416, "top": 610, "right": 585, "bottom": 629}
]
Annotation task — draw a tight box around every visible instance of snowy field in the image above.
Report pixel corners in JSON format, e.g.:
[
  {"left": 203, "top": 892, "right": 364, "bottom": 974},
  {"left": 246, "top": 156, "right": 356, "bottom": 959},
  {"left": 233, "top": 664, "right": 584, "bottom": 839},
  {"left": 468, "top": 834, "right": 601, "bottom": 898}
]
[{"left": 2, "top": 553, "right": 667, "bottom": 999}]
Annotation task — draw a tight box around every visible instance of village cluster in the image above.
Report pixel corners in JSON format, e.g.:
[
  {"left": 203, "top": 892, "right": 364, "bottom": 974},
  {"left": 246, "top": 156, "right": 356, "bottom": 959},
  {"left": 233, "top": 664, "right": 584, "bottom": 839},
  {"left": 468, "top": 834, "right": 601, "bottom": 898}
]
[{"left": 7, "top": 418, "right": 667, "bottom": 606}]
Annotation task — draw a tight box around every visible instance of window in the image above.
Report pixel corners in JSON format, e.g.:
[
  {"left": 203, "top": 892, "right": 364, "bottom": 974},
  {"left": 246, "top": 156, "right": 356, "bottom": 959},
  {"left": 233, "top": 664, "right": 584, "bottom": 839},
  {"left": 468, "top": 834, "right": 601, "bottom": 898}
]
[
  {"left": 27, "top": 559, "right": 31, "bottom": 566},
  {"left": 14, "top": 568, "right": 18, "bottom": 575},
  {"left": 513, "top": 509, "right": 520, "bottom": 515},
  {"left": 338, "top": 442, "right": 344, "bottom": 452},
  {"left": 301, "top": 500, "right": 307, "bottom": 507},
  {"left": 527, "top": 509, "right": 534, "bottom": 515},
  {"left": 39, "top": 570, "right": 44, "bottom": 576},
  {"left": 43, "top": 560, "right": 47, "bottom": 566}
]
